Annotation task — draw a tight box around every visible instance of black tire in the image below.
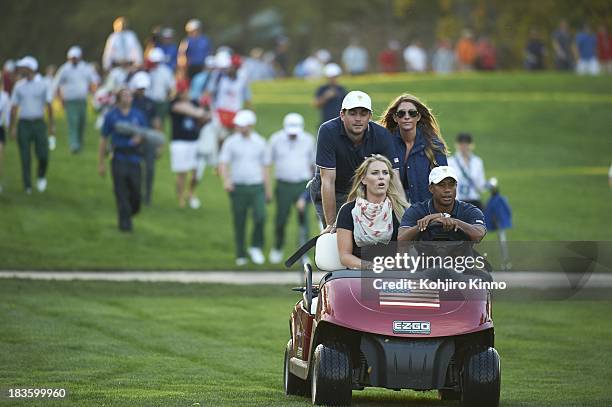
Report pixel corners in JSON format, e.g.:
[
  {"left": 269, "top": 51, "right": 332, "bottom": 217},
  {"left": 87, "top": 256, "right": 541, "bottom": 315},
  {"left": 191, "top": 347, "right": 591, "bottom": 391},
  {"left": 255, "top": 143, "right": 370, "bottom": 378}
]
[
  {"left": 461, "top": 347, "right": 501, "bottom": 407},
  {"left": 439, "top": 389, "right": 461, "bottom": 401},
  {"left": 284, "top": 340, "right": 309, "bottom": 396},
  {"left": 311, "top": 343, "right": 352, "bottom": 406}
]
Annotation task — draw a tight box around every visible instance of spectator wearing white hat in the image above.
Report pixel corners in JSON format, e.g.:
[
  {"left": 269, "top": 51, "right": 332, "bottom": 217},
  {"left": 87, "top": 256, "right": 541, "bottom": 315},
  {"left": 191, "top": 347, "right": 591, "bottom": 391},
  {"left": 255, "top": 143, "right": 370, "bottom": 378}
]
[
  {"left": 146, "top": 47, "right": 175, "bottom": 125},
  {"left": 197, "top": 51, "right": 251, "bottom": 171},
  {"left": 51, "top": 46, "right": 99, "bottom": 153},
  {"left": 102, "top": 16, "right": 143, "bottom": 71},
  {"left": 310, "top": 90, "right": 401, "bottom": 229},
  {"left": 130, "top": 71, "right": 161, "bottom": 206},
  {"left": 169, "top": 87, "right": 209, "bottom": 209},
  {"left": 178, "top": 19, "right": 212, "bottom": 80},
  {"left": 314, "top": 63, "right": 347, "bottom": 125},
  {"left": 218, "top": 110, "right": 271, "bottom": 266},
  {"left": 398, "top": 166, "right": 486, "bottom": 242},
  {"left": 267, "top": 113, "right": 316, "bottom": 264},
  {"left": 10, "top": 56, "right": 55, "bottom": 193}
]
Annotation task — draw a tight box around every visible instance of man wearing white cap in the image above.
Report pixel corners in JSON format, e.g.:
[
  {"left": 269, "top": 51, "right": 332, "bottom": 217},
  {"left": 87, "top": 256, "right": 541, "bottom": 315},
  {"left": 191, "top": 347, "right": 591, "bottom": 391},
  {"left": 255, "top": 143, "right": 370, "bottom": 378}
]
[
  {"left": 267, "top": 113, "right": 315, "bottom": 264},
  {"left": 310, "top": 90, "right": 400, "bottom": 229},
  {"left": 51, "top": 46, "right": 99, "bottom": 153},
  {"left": 197, "top": 51, "right": 251, "bottom": 170},
  {"left": 10, "top": 56, "right": 55, "bottom": 193},
  {"left": 218, "top": 110, "right": 271, "bottom": 266},
  {"left": 314, "top": 63, "right": 347, "bottom": 125},
  {"left": 146, "top": 47, "right": 175, "bottom": 126},
  {"left": 398, "top": 166, "right": 486, "bottom": 242},
  {"left": 130, "top": 71, "right": 161, "bottom": 206},
  {"left": 178, "top": 19, "right": 212, "bottom": 80},
  {"left": 102, "top": 16, "right": 143, "bottom": 71}
]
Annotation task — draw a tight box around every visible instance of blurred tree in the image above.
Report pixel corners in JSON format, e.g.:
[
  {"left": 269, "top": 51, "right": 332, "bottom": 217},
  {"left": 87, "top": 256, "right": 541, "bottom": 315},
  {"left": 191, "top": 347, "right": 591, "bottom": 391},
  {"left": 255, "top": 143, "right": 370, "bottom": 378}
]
[{"left": 0, "top": 0, "right": 610, "bottom": 70}]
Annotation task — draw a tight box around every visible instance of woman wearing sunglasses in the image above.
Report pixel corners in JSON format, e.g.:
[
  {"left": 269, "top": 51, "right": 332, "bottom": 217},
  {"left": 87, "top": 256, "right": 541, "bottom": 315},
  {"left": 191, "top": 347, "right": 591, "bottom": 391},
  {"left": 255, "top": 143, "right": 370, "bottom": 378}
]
[{"left": 379, "top": 93, "right": 449, "bottom": 204}]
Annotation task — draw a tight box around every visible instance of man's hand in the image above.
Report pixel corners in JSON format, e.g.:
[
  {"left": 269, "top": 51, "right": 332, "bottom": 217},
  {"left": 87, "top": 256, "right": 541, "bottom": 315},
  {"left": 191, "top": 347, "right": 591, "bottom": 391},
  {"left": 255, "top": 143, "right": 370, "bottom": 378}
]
[
  {"left": 98, "top": 162, "right": 106, "bottom": 177},
  {"left": 223, "top": 179, "right": 234, "bottom": 192},
  {"left": 265, "top": 188, "right": 272, "bottom": 203},
  {"left": 416, "top": 213, "right": 444, "bottom": 232},
  {"left": 131, "top": 134, "right": 144, "bottom": 145},
  {"left": 432, "top": 216, "right": 459, "bottom": 232},
  {"left": 322, "top": 224, "right": 336, "bottom": 234}
]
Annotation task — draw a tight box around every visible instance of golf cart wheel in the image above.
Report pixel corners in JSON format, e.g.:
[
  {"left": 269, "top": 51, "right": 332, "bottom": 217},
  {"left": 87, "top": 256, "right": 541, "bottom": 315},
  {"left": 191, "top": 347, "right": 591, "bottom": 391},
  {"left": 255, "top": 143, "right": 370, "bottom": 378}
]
[
  {"left": 311, "top": 343, "right": 352, "bottom": 406},
  {"left": 284, "top": 340, "right": 309, "bottom": 396},
  {"left": 438, "top": 389, "right": 461, "bottom": 400},
  {"left": 461, "top": 347, "right": 501, "bottom": 407}
]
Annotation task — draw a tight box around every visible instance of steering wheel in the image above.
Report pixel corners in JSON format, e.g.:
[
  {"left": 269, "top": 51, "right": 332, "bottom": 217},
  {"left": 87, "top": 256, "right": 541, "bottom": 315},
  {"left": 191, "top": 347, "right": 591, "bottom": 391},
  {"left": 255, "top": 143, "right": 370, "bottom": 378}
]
[{"left": 418, "top": 222, "right": 469, "bottom": 242}]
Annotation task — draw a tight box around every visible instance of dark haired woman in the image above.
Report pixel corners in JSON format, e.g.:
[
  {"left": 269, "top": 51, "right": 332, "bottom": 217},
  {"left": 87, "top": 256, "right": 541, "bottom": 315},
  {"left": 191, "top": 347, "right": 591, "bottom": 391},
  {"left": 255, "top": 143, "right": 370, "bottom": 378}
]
[{"left": 379, "top": 94, "right": 448, "bottom": 203}]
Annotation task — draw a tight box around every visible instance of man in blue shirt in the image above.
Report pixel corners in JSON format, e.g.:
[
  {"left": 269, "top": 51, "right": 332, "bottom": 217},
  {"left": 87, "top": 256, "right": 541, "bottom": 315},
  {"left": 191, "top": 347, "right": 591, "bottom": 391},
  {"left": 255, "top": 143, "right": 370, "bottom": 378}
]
[
  {"left": 310, "top": 90, "right": 400, "bottom": 229},
  {"left": 98, "top": 87, "right": 147, "bottom": 232},
  {"left": 575, "top": 23, "right": 600, "bottom": 75},
  {"left": 314, "top": 63, "right": 347, "bottom": 125},
  {"left": 130, "top": 72, "right": 162, "bottom": 206},
  {"left": 398, "top": 166, "right": 486, "bottom": 242},
  {"left": 179, "top": 19, "right": 211, "bottom": 80}
]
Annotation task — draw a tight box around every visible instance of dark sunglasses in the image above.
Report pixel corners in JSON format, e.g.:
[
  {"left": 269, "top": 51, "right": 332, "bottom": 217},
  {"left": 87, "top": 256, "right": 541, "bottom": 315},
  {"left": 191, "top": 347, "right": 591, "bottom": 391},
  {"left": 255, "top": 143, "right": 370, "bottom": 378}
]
[{"left": 394, "top": 109, "right": 419, "bottom": 119}]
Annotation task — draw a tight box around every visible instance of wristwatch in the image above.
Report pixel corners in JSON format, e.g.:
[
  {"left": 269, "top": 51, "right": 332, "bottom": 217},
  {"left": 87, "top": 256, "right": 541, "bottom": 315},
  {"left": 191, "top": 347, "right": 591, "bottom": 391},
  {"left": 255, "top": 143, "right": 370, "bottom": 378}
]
[{"left": 441, "top": 212, "right": 451, "bottom": 218}]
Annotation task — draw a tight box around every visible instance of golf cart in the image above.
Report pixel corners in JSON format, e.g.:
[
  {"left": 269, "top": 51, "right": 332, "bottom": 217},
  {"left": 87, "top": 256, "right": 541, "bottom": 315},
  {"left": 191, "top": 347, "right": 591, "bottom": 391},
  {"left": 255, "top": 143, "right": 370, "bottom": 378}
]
[{"left": 283, "top": 226, "right": 501, "bottom": 406}]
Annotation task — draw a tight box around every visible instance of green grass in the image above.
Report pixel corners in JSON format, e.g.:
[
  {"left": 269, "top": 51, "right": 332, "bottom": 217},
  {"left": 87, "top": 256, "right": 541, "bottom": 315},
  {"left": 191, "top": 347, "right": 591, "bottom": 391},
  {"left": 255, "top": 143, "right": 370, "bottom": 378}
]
[
  {"left": 0, "top": 72, "right": 611, "bottom": 269},
  {"left": 0, "top": 279, "right": 610, "bottom": 406}
]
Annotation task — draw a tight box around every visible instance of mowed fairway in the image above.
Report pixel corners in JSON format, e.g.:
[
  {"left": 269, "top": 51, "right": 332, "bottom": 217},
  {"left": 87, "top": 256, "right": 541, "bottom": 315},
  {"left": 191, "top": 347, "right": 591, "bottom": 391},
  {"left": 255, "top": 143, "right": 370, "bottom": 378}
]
[
  {"left": 0, "top": 279, "right": 610, "bottom": 406},
  {"left": 0, "top": 72, "right": 610, "bottom": 270}
]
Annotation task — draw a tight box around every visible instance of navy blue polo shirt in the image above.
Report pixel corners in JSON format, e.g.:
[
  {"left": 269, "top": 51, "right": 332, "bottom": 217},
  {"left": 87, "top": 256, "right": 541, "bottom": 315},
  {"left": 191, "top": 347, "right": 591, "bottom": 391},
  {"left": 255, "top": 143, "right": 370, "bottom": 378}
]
[
  {"left": 400, "top": 198, "right": 486, "bottom": 229},
  {"left": 315, "top": 84, "right": 347, "bottom": 124},
  {"left": 393, "top": 128, "right": 448, "bottom": 204},
  {"left": 315, "top": 117, "right": 400, "bottom": 195},
  {"left": 132, "top": 94, "right": 157, "bottom": 127},
  {"left": 101, "top": 107, "right": 147, "bottom": 163}
]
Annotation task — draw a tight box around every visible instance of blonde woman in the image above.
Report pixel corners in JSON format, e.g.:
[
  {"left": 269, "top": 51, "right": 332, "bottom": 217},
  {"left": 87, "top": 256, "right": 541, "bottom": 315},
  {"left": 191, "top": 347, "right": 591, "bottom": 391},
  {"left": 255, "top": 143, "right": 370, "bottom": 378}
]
[
  {"left": 379, "top": 93, "right": 449, "bottom": 204},
  {"left": 336, "top": 155, "right": 409, "bottom": 270}
]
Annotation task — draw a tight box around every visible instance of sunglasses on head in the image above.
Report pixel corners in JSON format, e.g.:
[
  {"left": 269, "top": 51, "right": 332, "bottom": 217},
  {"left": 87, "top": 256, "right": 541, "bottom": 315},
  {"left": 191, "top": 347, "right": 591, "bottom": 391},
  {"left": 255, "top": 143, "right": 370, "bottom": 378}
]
[{"left": 394, "top": 109, "right": 419, "bottom": 118}]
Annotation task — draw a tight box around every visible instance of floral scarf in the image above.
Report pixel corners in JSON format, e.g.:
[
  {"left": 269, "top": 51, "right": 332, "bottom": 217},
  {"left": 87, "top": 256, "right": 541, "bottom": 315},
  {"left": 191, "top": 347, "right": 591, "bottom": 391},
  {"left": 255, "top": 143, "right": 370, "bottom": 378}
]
[{"left": 351, "top": 197, "right": 394, "bottom": 247}]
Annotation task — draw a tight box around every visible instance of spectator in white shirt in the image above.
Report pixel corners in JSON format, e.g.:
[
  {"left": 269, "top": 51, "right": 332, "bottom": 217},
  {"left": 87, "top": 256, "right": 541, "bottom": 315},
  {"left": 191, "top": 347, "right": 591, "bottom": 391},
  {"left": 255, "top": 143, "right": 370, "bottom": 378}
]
[
  {"left": 146, "top": 47, "right": 176, "bottom": 125},
  {"left": 52, "top": 46, "right": 99, "bottom": 153},
  {"left": 448, "top": 133, "right": 486, "bottom": 209},
  {"left": 267, "top": 113, "right": 316, "bottom": 264},
  {"left": 218, "top": 110, "right": 272, "bottom": 266},
  {"left": 102, "top": 16, "right": 143, "bottom": 71},
  {"left": 342, "top": 39, "right": 369, "bottom": 75},
  {"left": 403, "top": 40, "right": 428, "bottom": 72}
]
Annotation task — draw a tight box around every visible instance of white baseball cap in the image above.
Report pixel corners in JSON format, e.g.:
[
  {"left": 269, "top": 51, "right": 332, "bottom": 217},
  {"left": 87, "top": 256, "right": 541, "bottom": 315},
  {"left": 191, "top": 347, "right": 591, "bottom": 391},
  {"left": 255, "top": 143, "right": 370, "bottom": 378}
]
[
  {"left": 215, "top": 51, "right": 232, "bottom": 69},
  {"left": 205, "top": 55, "right": 216, "bottom": 69},
  {"left": 185, "top": 19, "right": 201, "bottom": 32},
  {"left": 233, "top": 110, "right": 257, "bottom": 127},
  {"left": 148, "top": 47, "right": 165, "bottom": 63},
  {"left": 341, "top": 90, "right": 371, "bottom": 111},
  {"left": 429, "top": 166, "right": 459, "bottom": 185},
  {"left": 324, "top": 63, "right": 342, "bottom": 78},
  {"left": 283, "top": 113, "right": 304, "bottom": 134},
  {"left": 16, "top": 56, "right": 38, "bottom": 72},
  {"left": 129, "top": 71, "right": 151, "bottom": 90},
  {"left": 67, "top": 46, "right": 82, "bottom": 59}
]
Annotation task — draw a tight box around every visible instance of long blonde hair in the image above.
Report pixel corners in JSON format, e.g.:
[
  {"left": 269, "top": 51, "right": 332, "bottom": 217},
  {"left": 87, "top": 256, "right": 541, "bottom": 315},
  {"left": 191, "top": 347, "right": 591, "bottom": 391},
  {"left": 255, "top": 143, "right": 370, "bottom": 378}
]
[
  {"left": 347, "top": 155, "right": 409, "bottom": 220},
  {"left": 379, "top": 93, "right": 449, "bottom": 168}
]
